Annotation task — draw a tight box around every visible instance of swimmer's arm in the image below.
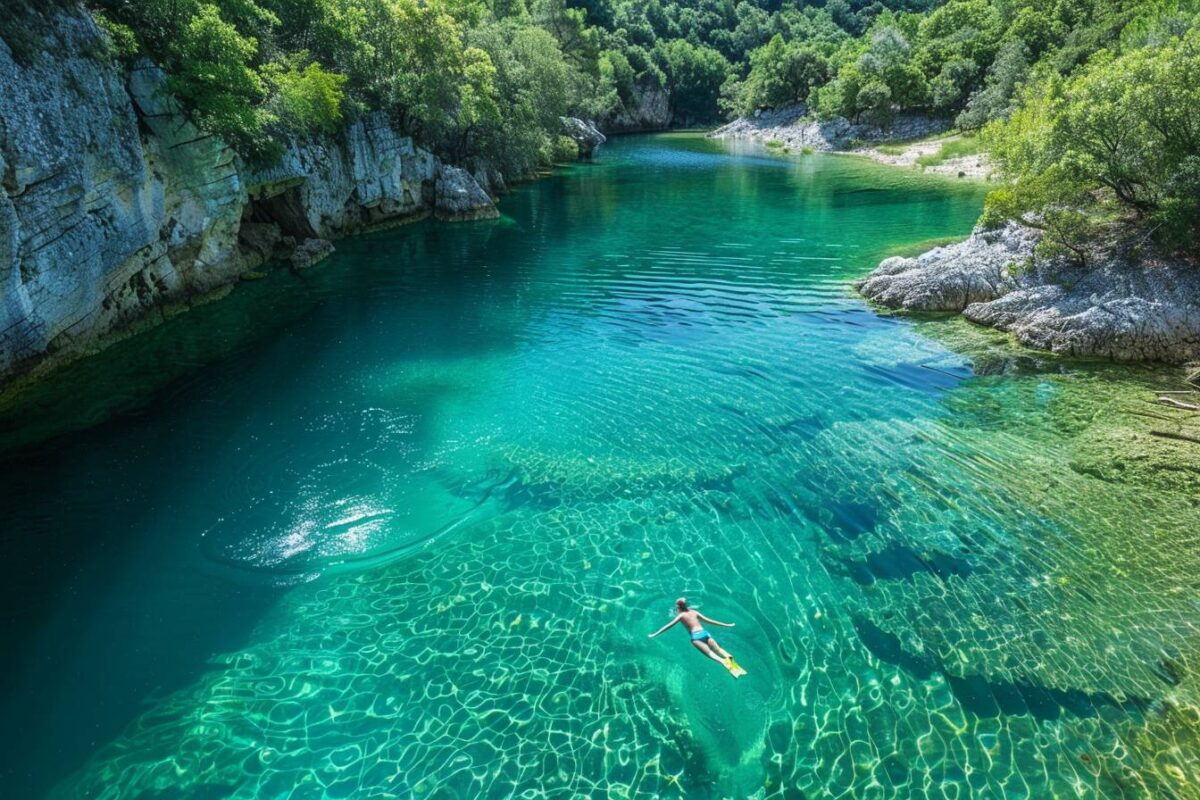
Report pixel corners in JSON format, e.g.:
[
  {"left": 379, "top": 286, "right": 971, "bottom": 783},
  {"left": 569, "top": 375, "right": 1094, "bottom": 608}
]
[
  {"left": 698, "top": 612, "right": 735, "bottom": 628},
  {"left": 648, "top": 615, "right": 681, "bottom": 638}
]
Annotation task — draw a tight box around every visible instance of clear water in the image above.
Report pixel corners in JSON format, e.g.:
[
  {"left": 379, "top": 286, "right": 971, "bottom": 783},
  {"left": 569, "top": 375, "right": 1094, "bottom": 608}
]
[{"left": 3, "top": 134, "right": 1199, "bottom": 799}]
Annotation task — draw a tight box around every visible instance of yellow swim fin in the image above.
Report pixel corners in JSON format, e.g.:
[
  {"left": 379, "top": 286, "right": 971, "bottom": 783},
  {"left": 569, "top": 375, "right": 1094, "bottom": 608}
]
[{"left": 723, "top": 657, "right": 747, "bottom": 678}]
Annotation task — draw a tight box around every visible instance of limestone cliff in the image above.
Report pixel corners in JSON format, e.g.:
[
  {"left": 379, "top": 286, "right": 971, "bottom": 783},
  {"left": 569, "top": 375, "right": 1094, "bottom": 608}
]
[{"left": 0, "top": 9, "right": 497, "bottom": 387}]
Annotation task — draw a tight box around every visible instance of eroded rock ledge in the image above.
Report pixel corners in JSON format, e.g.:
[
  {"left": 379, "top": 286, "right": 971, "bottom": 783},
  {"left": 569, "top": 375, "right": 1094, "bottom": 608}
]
[
  {"left": 0, "top": 9, "right": 500, "bottom": 387},
  {"left": 857, "top": 223, "right": 1200, "bottom": 364}
]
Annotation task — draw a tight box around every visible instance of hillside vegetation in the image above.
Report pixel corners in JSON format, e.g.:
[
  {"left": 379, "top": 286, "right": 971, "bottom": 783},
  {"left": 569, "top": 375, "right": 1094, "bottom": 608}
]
[
  {"left": 6, "top": 1, "right": 1198, "bottom": 255},
  {"left": 5, "top": 0, "right": 928, "bottom": 169}
]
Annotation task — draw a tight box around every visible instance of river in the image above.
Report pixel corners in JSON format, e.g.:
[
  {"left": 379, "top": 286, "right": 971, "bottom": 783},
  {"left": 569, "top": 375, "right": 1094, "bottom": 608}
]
[{"left": 2, "top": 134, "right": 1198, "bottom": 799}]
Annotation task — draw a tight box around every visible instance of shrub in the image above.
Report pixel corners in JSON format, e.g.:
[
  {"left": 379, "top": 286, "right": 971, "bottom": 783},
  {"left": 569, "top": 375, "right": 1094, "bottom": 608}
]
[
  {"left": 168, "top": 4, "right": 271, "bottom": 158},
  {"left": 264, "top": 60, "right": 347, "bottom": 136}
]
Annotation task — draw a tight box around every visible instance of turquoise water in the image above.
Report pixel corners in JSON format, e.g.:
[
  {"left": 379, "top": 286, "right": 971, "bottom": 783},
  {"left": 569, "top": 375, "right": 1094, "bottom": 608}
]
[{"left": 3, "top": 134, "right": 1200, "bottom": 798}]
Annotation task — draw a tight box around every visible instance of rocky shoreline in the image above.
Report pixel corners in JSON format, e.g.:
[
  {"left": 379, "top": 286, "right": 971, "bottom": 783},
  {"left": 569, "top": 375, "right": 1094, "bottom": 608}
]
[
  {"left": 710, "top": 103, "right": 951, "bottom": 152},
  {"left": 858, "top": 223, "right": 1200, "bottom": 364},
  {"left": 711, "top": 104, "right": 991, "bottom": 178}
]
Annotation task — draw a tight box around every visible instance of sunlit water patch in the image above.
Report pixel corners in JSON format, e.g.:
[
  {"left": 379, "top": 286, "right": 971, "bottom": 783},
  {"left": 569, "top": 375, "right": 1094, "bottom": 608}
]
[{"left": 2, "top": 135, "right": 1199, "bottom": 799}]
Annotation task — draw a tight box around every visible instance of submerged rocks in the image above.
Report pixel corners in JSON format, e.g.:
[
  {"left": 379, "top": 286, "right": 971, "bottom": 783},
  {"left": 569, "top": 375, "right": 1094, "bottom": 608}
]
[
  {"left": 434, "top": 166, "right": 499, "bottom": 222},
  {"left": 560, "top": 117, "right": 606, "bottom": 158},
  {"left": 711, "top": 104, "right": 951, "bottom": 151},
  {"left": 858, "top": 223, "right": 1200, "bottom": 364}
]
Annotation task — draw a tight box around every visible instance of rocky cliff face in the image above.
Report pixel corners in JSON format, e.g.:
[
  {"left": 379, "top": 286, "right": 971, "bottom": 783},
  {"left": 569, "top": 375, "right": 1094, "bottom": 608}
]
[
  {"left": 857, "top": 224, "right": 1200, "bottom": 364},
  {"left": 0, "top": 9, "right": 497, "bottom": 387},
  {"left": 600, "top": 81, "right": 671, "bottom": 133}
]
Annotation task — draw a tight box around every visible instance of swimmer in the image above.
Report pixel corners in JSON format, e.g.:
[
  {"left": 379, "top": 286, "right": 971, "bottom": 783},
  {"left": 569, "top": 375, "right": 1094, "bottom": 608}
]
[{"left": 648, "top": 597, "right": 745, "bottom": 676}]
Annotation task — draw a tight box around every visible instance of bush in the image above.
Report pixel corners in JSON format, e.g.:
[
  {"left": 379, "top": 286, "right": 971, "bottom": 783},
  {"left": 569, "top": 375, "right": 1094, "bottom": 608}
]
[
  {"left": 264, "top": 60, "right": 347, "bottom": 136},
  {"left": 92, "top": 11, "right": 139, "bottom": 62},
  {"left": 983, "top": 18, "right": 1200, "bottom": 254},
  {"left": 168, "top": 4, "right": 271, "bottom": 158},
  {"left": 550, "top": 135, "right": 579, "bottom": 162}
]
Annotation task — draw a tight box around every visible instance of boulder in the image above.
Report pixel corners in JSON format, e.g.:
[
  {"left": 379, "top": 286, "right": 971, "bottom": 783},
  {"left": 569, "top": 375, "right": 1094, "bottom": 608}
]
[
  {"left": 560, "top": 117, "right": 607, "bottom": 159},
  {"left": 289, "top": 238, "right": 334, "bottom": 270},
  {"left": 434, "top": 166, "right": 499, "bottom": 222},
  {"left": 858, "top": 223, "right": 1200, "bottom": 364},
  {"left": 856, "top": 223, "right": 1036, "bottom": 311},
  {"left": 237, "top": 221, "right": 284, "bottom": 269}
]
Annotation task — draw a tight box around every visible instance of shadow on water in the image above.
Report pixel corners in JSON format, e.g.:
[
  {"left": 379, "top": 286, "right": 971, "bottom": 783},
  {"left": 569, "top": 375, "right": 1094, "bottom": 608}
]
[
  {"left": 0, "top": 183, "right": 581, "bottom": 798},
  {"left": 825, "top": 543, "right": 975, "bottom": 585},
  {"left": 852, "top": 618, "right": 1151, "bottom": 723},
  {"left": 804, "top": 498, "right": 879, "bottom": 543}
]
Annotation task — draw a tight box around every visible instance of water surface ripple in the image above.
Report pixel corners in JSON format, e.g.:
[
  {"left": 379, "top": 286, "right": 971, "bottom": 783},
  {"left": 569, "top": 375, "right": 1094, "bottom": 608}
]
[{"left": 2, "top": 135, "right": 1199, "bottom": 799}]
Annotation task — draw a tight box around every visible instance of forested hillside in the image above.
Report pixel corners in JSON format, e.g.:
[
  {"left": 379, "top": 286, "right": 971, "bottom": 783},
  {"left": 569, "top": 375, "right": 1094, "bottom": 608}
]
[
  {"left": 7, "top": 0, "right": 1199, "bottom": 254},
  {"left": 722, "top": 0, "right": 1200, "bottom": 257}
]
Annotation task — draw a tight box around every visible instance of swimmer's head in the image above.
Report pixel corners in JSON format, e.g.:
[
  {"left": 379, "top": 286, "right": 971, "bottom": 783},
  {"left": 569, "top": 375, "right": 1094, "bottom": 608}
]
[{"left": 675, "top": 597, "right": 688, "bottom": 611}]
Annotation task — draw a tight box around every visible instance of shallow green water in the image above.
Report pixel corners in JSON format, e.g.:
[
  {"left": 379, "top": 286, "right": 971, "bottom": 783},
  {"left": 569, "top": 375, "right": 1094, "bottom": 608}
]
[{"left": 3, "top": 134, "right": 1200, "bottom": 799}]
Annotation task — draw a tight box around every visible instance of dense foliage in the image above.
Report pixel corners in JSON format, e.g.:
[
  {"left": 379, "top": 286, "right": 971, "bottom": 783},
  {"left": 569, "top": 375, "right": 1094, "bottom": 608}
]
[
  {"left": 712, "top": 0, "right": 1200, "bottom": 255},
  {"left": 982, "top": 3, "right": 1200, "bottom": 258},
  {"left": 84, "top": 0, "right": 616, "bottom": 171},
  {"left": 81, "top": 0, "right": 932, "bottom": 164}
]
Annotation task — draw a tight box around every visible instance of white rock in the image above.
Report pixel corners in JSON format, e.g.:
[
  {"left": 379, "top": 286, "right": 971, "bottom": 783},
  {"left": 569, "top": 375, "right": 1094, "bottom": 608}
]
[{"left": 858, "top": 223, "right": 1200, "bottom": 364}]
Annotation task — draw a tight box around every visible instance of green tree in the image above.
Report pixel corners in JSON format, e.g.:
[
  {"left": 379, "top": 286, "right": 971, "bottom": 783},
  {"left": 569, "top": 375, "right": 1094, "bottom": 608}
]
[
  {"left": 468, "top": 21, "right": 573, "bottom": 170},
  {"left": 263, "top": 59, "right": 348, "bottom": 135},
  {"left": 983, "top": 20, "right": 1200, "bottom": 255},
  {"left": 731, "top": 34, "right": 830, "bottom": 114},
  {"left": 655, "top": 38, "right": 731, "bottom": 122},
  {"left": 956, "top": 38, "right": 1028, "bottom": 129},
  {"left": 169, "top": 4, "right": 270, "bottom": 156}
]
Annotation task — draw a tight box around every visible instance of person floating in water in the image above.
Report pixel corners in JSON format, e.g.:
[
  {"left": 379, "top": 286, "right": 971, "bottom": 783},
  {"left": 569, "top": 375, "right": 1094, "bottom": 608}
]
[{"left": 648, "top": 598, "right": 747, "bottom": 677}]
